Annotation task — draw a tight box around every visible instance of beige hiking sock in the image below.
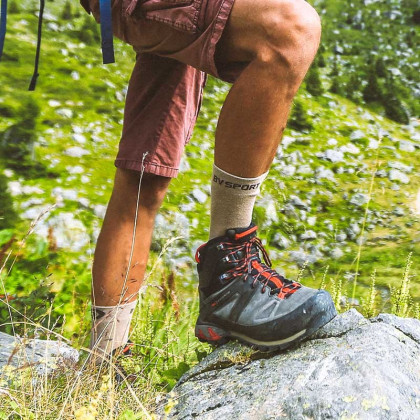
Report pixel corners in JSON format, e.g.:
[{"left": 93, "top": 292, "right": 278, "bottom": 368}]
[
  {"left": 209, "top": 165, "right": 268, "bottom": 239},
  {"left": 89, "top": 300, "right": 137, "bottom": 361}
]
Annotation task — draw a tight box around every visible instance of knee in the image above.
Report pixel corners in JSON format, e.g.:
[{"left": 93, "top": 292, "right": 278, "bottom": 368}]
[
  {"left": 257, "top": 0, "right": 322, "bottom": 71},
  {"left": 112, "top": 169, "right": 170, "bottom": 215}
]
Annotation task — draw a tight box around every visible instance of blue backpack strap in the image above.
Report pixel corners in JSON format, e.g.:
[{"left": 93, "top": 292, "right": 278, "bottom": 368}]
[
  {"left": 0, "top": 0, "right": 7, "bottom": 60},
  {"left": 28, "top": 0, "right": 45, "bottom": 91},
  {"left": 99, "top": 0, "right": 115, "bottom": 64}
]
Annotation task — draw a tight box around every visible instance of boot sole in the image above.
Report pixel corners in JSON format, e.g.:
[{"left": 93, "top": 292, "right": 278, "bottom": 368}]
[{"left": 195, "top": 304, "right": 337, "bottom": 352}]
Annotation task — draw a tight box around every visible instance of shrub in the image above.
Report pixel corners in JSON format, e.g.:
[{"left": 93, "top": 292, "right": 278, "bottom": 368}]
[
  {"left": 305, "top": 65, "right": 324, "bottom": 97},
  {"left": 288, "top": 99, "right": 313, "bottom": 132}
]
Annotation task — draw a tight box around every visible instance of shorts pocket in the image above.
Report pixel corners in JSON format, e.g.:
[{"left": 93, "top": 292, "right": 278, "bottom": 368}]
[{"left": 125, "top": 0, "right": 200, "bottom": 34}]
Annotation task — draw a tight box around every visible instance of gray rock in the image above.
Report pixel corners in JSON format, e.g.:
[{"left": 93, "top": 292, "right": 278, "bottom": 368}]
[
  {"left": 340, "top": 143, "right": 360, "bottom": 155},
  {"left": 191, "top": 188, "right": 208, "bottom": 204},
  {"left": 272, "top": 233, "right": 290, "bottom": 249},
  {"left": 288, "top": 195, "right": 308, "bottom": 210},
  {"left": 350, "top": 129, "right": 366, "bottom": 141},
  {"left": 315, "top": 167, "right": 335, "bottom": 180},
  {"left": 56, "top": 108, "right": 73, "bottom": 119},
  {"left": 393, "top": 207, "right": 405, "bottom": 217},
  {"left": 399, "top": 140, "right": 416, "bottom": 152},
  {"left": 389, "top": 169, "right": 410, "bottom": 184},
  {"left": 0, "top": 332, "right": 79, "bottom": 375},
  {"left": 323, "top": 149, "right": 345, "bottom": 163},
  {"left": 300, "top": 230, "right": 317, "bottom": 241},
  {"left": 375, "top": 169, "right": 387, "bottom": 178},
  {"left": 349, "top": 193, "right": 369, "bottom": 207},
  {"left": 162, "top": 311, "right": 420, "bottom": 420},
  {"left": 388, "top": 161, "right": 412, "bottom": 173},
  {"left": 280, "top": 165, "right": 296, "bottom": 177},
  {"left": 336, "top": 232, "right": 347, "bottom": 242},
  {"left": 368, "top": 138, "right": 379, "bottom": 149},
  {"left": 330, "top": 247, "right": 344, "bottom": 259},
  {"left": 65, "top": 146, "right": 89, "bottom": 158},
  {"left": 289, "top": 249, "right": 319, "bottom": 266}
]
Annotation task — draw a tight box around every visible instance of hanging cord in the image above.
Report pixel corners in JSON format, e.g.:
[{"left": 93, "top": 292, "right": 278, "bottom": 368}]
[
  {"left": 28, "top": 0, "right": 45, "bottom": 91},
  {"left": 0, "top": 0, "right": 7, "bottom": 60}
]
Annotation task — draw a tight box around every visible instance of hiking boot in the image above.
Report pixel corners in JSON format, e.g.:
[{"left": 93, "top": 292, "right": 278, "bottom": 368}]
[{"left": 194, "top": 224, "right": 337, "bottom": 351}]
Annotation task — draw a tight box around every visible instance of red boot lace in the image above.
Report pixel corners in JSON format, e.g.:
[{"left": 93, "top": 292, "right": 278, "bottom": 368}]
[{"left": 218, "top": 236, "right": 301, "bottom": 299}]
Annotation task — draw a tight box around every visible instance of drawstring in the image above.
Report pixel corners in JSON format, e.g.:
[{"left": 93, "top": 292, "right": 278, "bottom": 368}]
[
  {"left": 0, "top": 0, "right": 7, "bottom": 60},
  {"left": 28, "top": 0, "right": 45, "bottom": 91}
]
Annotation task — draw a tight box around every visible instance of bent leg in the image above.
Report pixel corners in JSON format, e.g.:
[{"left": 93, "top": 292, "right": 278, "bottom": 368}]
[{"left": 214, "top": 0, "right": 322, "bottom": 177}]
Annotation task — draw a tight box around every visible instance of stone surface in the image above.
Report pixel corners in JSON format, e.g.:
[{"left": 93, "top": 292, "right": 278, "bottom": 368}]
[
  {"left": 162, "top": 310, "right": 420, "bottom": 419},
  {"left": 0, "top": 332, "right": 79, "bottom": 375}
]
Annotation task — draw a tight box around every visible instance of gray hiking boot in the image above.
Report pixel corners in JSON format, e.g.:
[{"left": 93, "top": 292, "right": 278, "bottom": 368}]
[{"left": 194, "top": 223, "right": 337, "bottom": 351}]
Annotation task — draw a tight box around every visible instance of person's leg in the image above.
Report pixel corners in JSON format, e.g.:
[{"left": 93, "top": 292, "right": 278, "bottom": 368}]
[
  {"left": 214, "top": 0, "right": 322, "bottom": 177},
  {"left": 92, "top": 170, "right": 171, "bottom": 307},
  {"left": 207, "top": 0, "right": 321, "bottom": 237},
  {"left": 89, "top": 51, "right": 206, "bottom": 356},
  {"left": 195, "top": 0, "right": 336, "bottom": 349}
]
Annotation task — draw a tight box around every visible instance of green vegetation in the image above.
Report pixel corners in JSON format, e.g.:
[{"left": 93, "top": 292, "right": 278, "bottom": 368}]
[{"left": 0, "top": 0, "right": 419, "bottom": 417}]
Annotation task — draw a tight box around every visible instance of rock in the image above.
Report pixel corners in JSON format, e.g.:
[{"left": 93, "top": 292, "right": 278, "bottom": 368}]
[
  {"left": 163, "top": 311, "right": 420, "bottom": 420},
  {"left": 368, "top": 138, "right": 379, "bottom": 149},
  {"left": 288, "top": 195, "right": 308, "bottom": 210},
  {"left": 393, "top": 207, "right": 405, "bottom": 217},
  {"left": 315, "top": 167, "right": 335, "bottom": 180},
  {"left": 375, "top": 169, "right": 387, "bottom": 178},
  {"left": 65, "top": 146, "right": 89, "bottom": 158},
  {"left": 272, "top": 233, "right": 290, "bottom": 249},
  {"left": 388, "top": 169, "right": 410, "bottom": 184},
  {"left": 72, "top": 133, "right": 86, "bottom": 144},
  {"left": 280, "top": 165, "right": 296, "bottom": 177},
  {"left": 347, "top": 222, "right": 361, "bottom": 240},
  {"left": 296, "top": 164, "right": 312, "bottom": 175},
  {"left": 339, "top": 143, "right": 360, "bottom": 155},
  {"left": 349, "top": 193, "right": 369, "bottom": 207},
  {"left": 399, "top": 140, "right": 416, "bottom": 152},
  {"left": 56, "top": 108, "right": 73, "bottom": 119},
  {"left": 388, "top": 161, "right": 413, "bottom": 173},
  {"left": 46, "top": 213, "right": 90, "bottom": 251},
  {"left": 191, "top": 188, "right": 208, "bottom": 204},
  {"left": 289, "top": 249, "right": 319, "bottom": 266},
  {"left": 300, "top": 230, "right": 317, "bottom": 241},
  {"left": 330, "top": 247, "right": 344, "bottom": 259},
  {"left": 350, "top": 129, "right": 366, "bottom": 141},
  {"left": 307, "top": 216, "right": 316, "bottom": 227},
  {"left": 93, "top": 204, "right": 107, "bottom": 219},
  {"left": 0, "top": 332, "right": 78, "bottom": 375},
  {"left": 323, "top": 149, "right": 345, "bottom": 163},
  {"left": 336, "top": 233, "right": 347, "bottom": 242}
]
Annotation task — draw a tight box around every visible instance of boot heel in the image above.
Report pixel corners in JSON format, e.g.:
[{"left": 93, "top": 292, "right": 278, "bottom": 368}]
[{"left": 195, "top": 324, "right": 229, "bottom": 345}]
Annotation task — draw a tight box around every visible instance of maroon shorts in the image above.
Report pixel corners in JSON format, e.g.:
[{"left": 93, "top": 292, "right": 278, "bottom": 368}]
[{"left": 83, "top": 0, "right": 238, "bottom": 177}]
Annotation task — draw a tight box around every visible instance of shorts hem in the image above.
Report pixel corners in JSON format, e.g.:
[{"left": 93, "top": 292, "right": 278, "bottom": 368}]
[
  {"left": 206, "top": 0, "right": 236, "bottom": 81},
  {"left": 114, "top": 159, "right": 179, "bottom": 178}
]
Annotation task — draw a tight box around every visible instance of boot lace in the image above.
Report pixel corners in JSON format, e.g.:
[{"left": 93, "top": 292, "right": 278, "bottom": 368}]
[{"left": 218, "top": 236, "right": 301, "bottom": 299}]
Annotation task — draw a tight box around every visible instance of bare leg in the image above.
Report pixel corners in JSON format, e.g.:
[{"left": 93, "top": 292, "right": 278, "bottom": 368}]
[
  {"left": 214, "top": 0, "right": 322, "bottom": 177},
  {"left": 92, "top": 169, "right": 171, "bottom": 307}
]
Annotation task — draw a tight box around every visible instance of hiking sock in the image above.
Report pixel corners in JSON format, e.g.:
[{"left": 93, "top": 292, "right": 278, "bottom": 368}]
[
  {"left": 209, "top": 164, "right": 268, "bottom": 239},
  {"left": 89, "top": 300, "right": 137, "bottom": 361}
]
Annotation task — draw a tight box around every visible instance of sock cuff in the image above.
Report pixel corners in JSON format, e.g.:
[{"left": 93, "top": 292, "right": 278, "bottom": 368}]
[
  {"left": 213, "top": 164, "right": 268, "bottom": 183},
  {"left": 212, "top": 164, "right": 268, "bottom": 195},
  {"left": 92, "top": 300, "right": 137, "bottom": 312}
]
